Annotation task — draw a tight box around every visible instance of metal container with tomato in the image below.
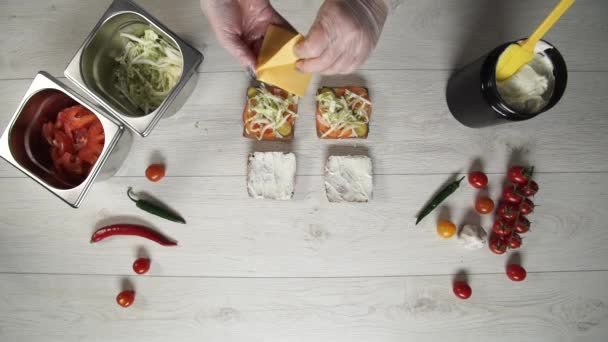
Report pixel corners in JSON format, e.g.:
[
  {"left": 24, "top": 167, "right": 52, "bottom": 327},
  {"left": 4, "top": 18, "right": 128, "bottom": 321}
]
[
  {"left": 0, "top": 0, "right": 203, "bottom": 207},
  {"left": 0, "top": 72, "right": 132, "bottom": 207}
]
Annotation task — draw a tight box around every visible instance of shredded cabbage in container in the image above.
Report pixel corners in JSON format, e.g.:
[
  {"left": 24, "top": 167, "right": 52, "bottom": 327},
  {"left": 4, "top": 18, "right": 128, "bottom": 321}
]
[
  {"left": 316, "top": 89, "right": 370, "bottom": 138},
  {"left": 115, "top": 29, "right": 183, "bottom": 115},
  {"left": 246, "top": 84, "right": 298, "bottom": 140}
]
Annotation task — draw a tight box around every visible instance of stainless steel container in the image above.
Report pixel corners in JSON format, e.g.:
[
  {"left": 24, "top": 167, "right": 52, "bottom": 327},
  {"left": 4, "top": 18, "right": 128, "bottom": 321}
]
[
  {"left": 65, "top": 0, "right": 203, "bottom": 137},
  {"left": 0, "top": 72, "right": 132, "bottom": 208},
  {"left": 0, "top": 0, "right": 203, "bottom": 207}
]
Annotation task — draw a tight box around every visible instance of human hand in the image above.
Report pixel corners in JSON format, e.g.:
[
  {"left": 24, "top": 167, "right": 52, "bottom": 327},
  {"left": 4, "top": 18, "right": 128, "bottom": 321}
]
[
  {"left": 201, "top": 0, "right": 294, "bottom": 70},
  {"left": 295, "top": 0, "right": 390, "bottom": 75}
]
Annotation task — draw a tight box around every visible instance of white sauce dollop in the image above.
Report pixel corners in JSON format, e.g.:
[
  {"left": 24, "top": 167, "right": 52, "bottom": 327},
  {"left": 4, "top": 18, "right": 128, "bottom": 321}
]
[
  {"left": 247, "top": 152, "right": 296, "bottom": 200},
  {"left": 457, "top": 224, "right": 487, "bottom": 250},
  {"left": 324, "top": 156, "right": 373, "bottom": 203},
  {"left": 497, "top": 41, "right": 555, "bottom": 114}
]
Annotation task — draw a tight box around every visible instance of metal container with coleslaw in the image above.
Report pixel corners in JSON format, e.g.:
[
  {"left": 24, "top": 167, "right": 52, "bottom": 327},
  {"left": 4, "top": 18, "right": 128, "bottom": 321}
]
[
  {"left": 0, "top": 0, "right": 203, "bottom": 207},
  {"left": 65, "top": 0, "right": 203, "bottom": 137}
]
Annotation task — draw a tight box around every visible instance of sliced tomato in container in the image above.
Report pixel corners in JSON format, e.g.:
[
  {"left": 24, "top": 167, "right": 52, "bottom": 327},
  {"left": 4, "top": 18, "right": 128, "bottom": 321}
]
[
  {"left": 70, "top": 113, "right": 97, "bottom": 131},
  {"left": 53, "top": 131, "right": 74, "bottom": 155},
  {"left": 59, "top": 152, "right": 85, "bottom": 177},
  {"left": 77, "top": 147, "right": 100, "bottom": 165},
  {"left": 73, "top": 127, "right": 89, "bottom": 150},
  {"left": 42, "top": 104, "right": 105, "bottom": 184},
  {"left": 42, "top": 122, "right": 55, "bottom": 145}
]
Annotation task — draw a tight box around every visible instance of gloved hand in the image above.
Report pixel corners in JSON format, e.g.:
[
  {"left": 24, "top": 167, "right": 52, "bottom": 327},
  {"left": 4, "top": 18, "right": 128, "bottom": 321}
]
[
  {"left": 295, "top": 0, "right": 390, "bottom": 75},
  {"left": 201, "top": 0, "right": 294, "bottom": 70}
]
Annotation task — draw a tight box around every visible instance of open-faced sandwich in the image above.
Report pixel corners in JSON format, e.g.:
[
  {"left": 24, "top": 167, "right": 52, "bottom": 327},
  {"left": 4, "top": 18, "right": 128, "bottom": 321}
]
[
  {"left": 247, "top": 152, "right": 296, "bottom": 200},
  {"left": 316, "top": 86, "right": 371, "bottom": 139},
  {"left": 243, "top": 83, "right": 298, "bottom": 140},
  {"left": 324, "top": 155, "right": 373, "bottom": 203}
]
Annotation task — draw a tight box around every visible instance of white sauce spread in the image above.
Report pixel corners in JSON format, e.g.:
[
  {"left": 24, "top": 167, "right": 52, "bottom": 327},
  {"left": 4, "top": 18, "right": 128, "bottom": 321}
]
[
  {"left": 497, "top": 41, "right": 555, "bottom": 114},
  {"left": 324, "top": 156, "right": 373, "bottom": 203},
  {"left": 247, "top": 152, "right": 296, "bottom": 200},
  {"left": 457, "top": 224, "right": 487, "bottom": 250}
]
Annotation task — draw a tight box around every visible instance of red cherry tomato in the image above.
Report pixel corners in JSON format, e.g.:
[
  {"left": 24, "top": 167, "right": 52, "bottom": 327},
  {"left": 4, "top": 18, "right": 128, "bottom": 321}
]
[
  {"left": 116, "top": 290, "right": 135, "bottom": 308},
  {"left": 468, "top": 171, "right": 488, "bottom": 189},
  {"left": 133, "top": 258, "right": 151, "bottom": 275},
  {"left": 520, "top": 198, "right": 535, "bottom": 215},
  {"left": 453, "top": 281, "right": 472, "bottom": 299},
  {"left": 146, "top": 164, "right": 166, "bottom": 182},
  {"left": 489, "top": 236, "right": 508, "bottom": 254},
  {"left": 498, "top": 202, "right": 519, "bottom": 220},
  {"left": 515, "top": 217, "right": 531, "bottom": 234},
  {"left": 516, "top": 181, "right": 539, "bottom": 197},
  {"left": 506, "top": 264, "right": 527, "bottom": 281},
  {"left": 508, "top": 166, "right": 532, "bottom": 184},
  {"left": 502, "top": 185, "right": 523, "bottom": 204},
  {"left": 475, "top": 196, "right": 495, "bottom": 214},
  {"left": 493, "top": 219, "right": 514, "bottom": 237},
  {"left": 508, "top": 234, "right": 522, "bottom": 249}
]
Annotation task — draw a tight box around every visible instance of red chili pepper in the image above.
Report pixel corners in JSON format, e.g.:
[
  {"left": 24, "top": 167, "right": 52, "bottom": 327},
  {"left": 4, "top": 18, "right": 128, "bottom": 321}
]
[{"left": 90, "top": 224, "right": 177, "bottom": 246}]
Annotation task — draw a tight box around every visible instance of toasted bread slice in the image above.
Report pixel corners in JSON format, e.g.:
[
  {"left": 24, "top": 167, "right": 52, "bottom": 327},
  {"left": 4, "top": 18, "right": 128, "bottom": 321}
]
[
  {"left": 243, "top": 84, "right": 298, "bottom": 141},
  {"left": 316, "top": 86, "right": 371, "bottom": 139},
  {"left": 247, "top": 152, "right": 296, "bottom": 200},
  {"left": 324, "top": 155, "right": 373, "bottom": 202}
]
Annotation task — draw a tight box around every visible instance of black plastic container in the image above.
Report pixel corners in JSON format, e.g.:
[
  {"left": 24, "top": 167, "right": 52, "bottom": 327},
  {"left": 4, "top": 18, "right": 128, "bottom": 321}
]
[{"left": 447, "top": 40, "right": 568, "bottom": 128}]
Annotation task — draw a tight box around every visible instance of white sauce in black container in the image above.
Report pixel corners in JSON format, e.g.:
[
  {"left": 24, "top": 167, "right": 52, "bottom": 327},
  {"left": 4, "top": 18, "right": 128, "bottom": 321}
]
[{"left": 446, "top": 40, "right": 567, "bottom": 128}]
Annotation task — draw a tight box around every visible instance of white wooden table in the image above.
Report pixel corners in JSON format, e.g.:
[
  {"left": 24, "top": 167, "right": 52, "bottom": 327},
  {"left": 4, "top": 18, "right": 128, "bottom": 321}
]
[{"left": 1, "top": 1, "right": 608, "bottom": 341}]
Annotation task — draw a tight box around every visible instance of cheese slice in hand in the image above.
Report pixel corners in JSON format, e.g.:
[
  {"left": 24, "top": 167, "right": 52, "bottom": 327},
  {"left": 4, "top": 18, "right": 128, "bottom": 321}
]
[{"left": 256, "top": 25, "right": 312, "bottom": 97}]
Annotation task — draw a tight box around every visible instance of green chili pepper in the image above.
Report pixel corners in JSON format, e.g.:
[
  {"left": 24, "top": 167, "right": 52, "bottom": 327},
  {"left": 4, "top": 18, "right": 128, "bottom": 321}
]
[
  {"left": 416, "top": 176, "right": 465, "bottom": 225},
  {"left": 127, "top": 187, "right": 186, "bottom": 224}
]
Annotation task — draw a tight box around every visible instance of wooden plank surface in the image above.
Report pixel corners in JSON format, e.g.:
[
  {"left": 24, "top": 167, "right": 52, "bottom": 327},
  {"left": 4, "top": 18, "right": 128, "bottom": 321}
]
[
  {"left": 2, "top": 0, "right": 608, "bottom": 340},
  {"left": 0, "top": 173, "right": 606, "bottom": 277},
  {"left": 1, "top": 272, "right": 608, "bottom": 342},
  {"left": 1, "top": 70, "right": 607, "bottom": 178},
  {"left": 1, "top": 0, "right": 608, "bottom": 79}
]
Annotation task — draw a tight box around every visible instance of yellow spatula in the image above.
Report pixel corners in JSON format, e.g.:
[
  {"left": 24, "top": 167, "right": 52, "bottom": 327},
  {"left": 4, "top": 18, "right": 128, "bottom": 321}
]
[{"left": 496, "top": 0, "right": 575, "bottom": 81}]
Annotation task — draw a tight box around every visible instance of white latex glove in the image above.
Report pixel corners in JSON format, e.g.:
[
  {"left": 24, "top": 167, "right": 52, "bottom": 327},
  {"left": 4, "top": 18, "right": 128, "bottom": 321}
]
[
  {"left": 295, "top": 0, "right": 392, "bottom": 75},
  {"left": 201, "top": 0, "right": 294, "bottom": 70}
]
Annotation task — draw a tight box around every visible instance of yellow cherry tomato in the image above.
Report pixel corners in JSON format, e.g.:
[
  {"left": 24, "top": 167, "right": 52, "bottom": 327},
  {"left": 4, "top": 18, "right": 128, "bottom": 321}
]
[{"left": 437, "top": 220, "right": 457, "bottom": 238}]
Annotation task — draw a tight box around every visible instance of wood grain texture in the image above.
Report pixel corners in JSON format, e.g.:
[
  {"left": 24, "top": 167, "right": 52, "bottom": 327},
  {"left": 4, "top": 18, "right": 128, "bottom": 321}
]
[
  {"left": 1, "top": 0, "right": 608, "bottom": 79},
  {"left": 1, "top": 272, "right": 608, "bottom": 342},
  {"left": 0, "top": 173, "right": 606, "bottom": 277},
  {"left": 1, "top": 70, "right": 607, "bottom": 178},
  {"left": 2, "top": 1, "right": 608, "bottom": 340}
]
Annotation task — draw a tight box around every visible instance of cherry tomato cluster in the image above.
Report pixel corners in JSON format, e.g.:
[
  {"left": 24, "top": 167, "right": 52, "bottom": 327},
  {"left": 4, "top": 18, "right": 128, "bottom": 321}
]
[
  {"left": 451, "top": 167, "right": 536, "bottom": 300},
  {"left": 489, "top": 166, "right": 539, "bottom": 255},
  {"left": 115, "top": 258, "right": 152, "bottom": 308}
]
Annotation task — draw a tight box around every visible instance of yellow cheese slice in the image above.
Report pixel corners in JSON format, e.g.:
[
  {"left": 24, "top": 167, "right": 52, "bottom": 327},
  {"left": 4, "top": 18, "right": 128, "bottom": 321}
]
[{"left": 256, "top": 25, "right": 312, "bottom": 97}]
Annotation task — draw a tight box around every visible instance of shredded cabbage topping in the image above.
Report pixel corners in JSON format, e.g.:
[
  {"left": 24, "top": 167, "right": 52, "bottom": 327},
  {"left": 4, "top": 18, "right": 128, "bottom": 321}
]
[
  {"left": 316, "top": 89, "right": 371, "bottom": 138},
  {"left": 246, "top": 84, "right": 298, "bottom": 140},
  {"left": 115, "top": 29, "right": 183, "bottom": 115}
]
